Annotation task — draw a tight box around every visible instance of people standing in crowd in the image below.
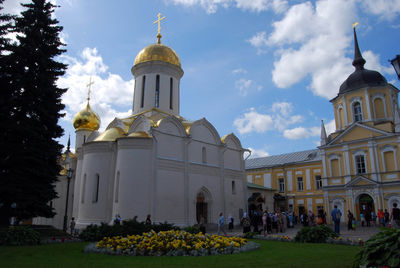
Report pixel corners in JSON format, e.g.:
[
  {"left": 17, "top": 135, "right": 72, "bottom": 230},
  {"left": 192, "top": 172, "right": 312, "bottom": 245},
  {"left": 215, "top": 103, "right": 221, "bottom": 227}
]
[
  {"left": 377, "top": 209, "right": 385, "bottom": 227},
  {"left": 266, "top": 211, "right": 272, "bottom": 234},
  {"left": 352, "top": 217, "right": 357, "bottom": 231},
  {"left": 331, "top": 205, "right": 342, "bottom": 234},
  {"left": 262, "top": 212, "right": 267, "bottom": 236},
  {"left": 241, "top": 212, "right": 251, "bottom": 234},
  {"left": 384, "top": 209, "right": 390, "bottom": 226},
  {"left": 251, "top": 212, "right": 259, "bottom": 233},
  {"left": 145, "top": 214, "right": 152, "bottom": 225},
  {"left": 347, "top": 210, "right": 353, "bottom": 230},
  {"left": 288, "top": 212, "right": 294, "bottom": 228},
  {"left": 360, "top": 212, "right": 365, "bottom": 227},
  {"left": 390, "top": 203, "right": 400, "bottom": 228},
  {"left": 114, "top": 214, "right": 122, "bottom": 225},
  {"left": 365, "top": 210, "right": 371, "bottom": 227},
  {"left": 371, "top": 210, "right": 377, "bottom": 227},
  {"left": 132, "top": 215, "right": 138, "bottom": 222},
  {"left": 198, "top": 215, "right": 206, "bottom": 234},
  {"left": 308, "top": 210, "right": 315, "bottom": 226},
  {"left": 272, "top": 212, "right": 278, "bottom": 233},
  {"left": 70, "top": 217, "right": 76, "bottom": 235},
  {"left": 218, "top": 212, "right": 227, "bottom": 236},
  {"left": 228, "top": 215, "right": 234, "bottom": 232}
]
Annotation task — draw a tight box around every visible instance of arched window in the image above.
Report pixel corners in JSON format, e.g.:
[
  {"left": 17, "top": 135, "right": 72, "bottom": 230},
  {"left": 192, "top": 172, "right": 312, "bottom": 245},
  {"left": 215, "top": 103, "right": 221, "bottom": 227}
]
[
  {"left": 169, "top": 77, "right": 173, "bottom": 110},
  {"left": 93, "top": 174, "right": 100, "bottom": 203},
  {"left": 81, "top": 174, "right": 86, "bottom": 204},
  {"left": 202, "top": 147, "right": 207, "bottom": 163},
  {"left": 115, "top": 172, "right": 120, "bottom": 203},
  {"left": 373, "top": 97, "right": 385, "bottom": 119},
  {"left": 353, "top": 101, "right": 362, "bottom": 122},
  {"left": 140, "top": 75, "right": 146, "bottom": 108},
  {"left": 155, "top": 74, "right": 160, "bottom": 108}
]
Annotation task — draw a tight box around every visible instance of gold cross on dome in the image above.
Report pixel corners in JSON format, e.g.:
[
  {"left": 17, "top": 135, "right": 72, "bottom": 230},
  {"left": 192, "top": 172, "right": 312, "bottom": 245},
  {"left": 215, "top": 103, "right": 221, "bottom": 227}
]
[
  {"left": 154, "top": 13, "right": 166, "bottom": 34},
  {"left": 153, "top": 13, "right": 166, "bottom": 43},
  {"left": 86, "top": 76, "right": 94, "bottom": 102}
]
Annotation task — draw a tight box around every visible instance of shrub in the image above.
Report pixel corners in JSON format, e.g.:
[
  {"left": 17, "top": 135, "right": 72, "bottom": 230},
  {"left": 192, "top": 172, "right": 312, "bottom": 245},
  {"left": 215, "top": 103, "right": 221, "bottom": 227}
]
[
  {"left": 244, "top": 232, "right": 258, "bottom": 239},
  {"left": 0, "top": 226, "right": 40, "bottom": 245},
  {"left": 353, "top": 228, "right": 400, "bottom": 268},
  {"left": 79, "top": 220, "right": 180, "bottom": 242},
  {"left": 294, "top": 225, "right": 338, "bottom": 243},
  {"left": 182, "top": 225, "right": 201, "bottom": 234}
]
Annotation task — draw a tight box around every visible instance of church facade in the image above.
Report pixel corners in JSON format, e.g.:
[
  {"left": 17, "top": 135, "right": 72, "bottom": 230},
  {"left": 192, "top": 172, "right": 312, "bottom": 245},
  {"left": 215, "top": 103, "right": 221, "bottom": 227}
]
[
  {"left": 35, "top": 30, "right": 247, "bottom": 229},
  {"left": 245, "top": 28, "right": 400, "bottom": 223}
]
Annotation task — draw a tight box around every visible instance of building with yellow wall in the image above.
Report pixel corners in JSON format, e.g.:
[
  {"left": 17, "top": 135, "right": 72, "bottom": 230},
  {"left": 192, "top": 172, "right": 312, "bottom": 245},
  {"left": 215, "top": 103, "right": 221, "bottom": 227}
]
[{"left": 245, "top": 28, "right": 400, "bottom": 223}]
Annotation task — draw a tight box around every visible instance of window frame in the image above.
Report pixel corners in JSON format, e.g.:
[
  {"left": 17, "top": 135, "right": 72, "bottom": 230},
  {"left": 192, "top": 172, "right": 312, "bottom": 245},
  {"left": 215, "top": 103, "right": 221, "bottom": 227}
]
[{"left": 297, "top": 177, "right": 304, "bottom": 191}]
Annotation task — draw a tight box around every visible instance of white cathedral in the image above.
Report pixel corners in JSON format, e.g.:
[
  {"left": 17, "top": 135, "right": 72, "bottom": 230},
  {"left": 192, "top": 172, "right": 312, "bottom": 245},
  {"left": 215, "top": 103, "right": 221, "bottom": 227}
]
[{"left": 35, "top": 28, "right": 247, "bottom": 229}]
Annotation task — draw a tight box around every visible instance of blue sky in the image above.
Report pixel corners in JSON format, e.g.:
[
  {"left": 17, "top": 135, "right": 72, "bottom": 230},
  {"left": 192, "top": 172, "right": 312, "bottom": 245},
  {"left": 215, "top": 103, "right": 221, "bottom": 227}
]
[{"left": 4, "top": 0, "right": 400, "bottom": 157}]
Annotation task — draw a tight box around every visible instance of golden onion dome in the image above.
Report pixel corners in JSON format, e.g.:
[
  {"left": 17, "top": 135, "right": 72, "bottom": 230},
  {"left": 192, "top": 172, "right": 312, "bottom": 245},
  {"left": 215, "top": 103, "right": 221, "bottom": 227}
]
[
  {"left": 72, "top": 103, "right": 101, "bottom": 131},
  {"left": 134, "top": 43, "right": 181, "bottom": 68}
]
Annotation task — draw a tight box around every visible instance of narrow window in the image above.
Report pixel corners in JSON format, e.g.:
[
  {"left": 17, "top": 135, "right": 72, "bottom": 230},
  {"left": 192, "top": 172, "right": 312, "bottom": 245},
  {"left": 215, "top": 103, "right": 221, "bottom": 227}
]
[
  {"left": 353, "top": 102, "right": 362, "bottom": 122},
  {"left": 315, "top": 175, "right": 322, "bottom": 190},
  {"left": 232, "top": 180, "right": 236, "bottom": 195},
  {"left": 81, "top": 174, "right": 86, "bottom": 204},
  {"left": 297, "top": 177, "right": 304, "bottom": 191},
  {"left": 49, "top": 201, "right": 53, "bottom": 209},
  {"left": 155, "top": 74, "right": 160, "bottom": 108},
  {"left": 140, "top": 75, "right": 146, "bottom": 108},
  {"left": 83, "top": 135, "right": 86, "bottom": 143},
  {"left": 170, "top": 77, "right": 173, "bottom": 109},
  {"left": 202, "top": 147, "right": 207, "bottom": 163},
  {"left": 115, "top": 172, "right": 120, "bottom": 203},
  {"left": 355, "top": 155, "right": 366, "bottom": 174},
  {"left": 278, "top": 178, "right": 285, "bottom": 193},
  {"left": 331, "top": 159, "right": 339, "bottom": 177},
  {"left": 93, "top": 174, "right": 100, "bottom": 203}
]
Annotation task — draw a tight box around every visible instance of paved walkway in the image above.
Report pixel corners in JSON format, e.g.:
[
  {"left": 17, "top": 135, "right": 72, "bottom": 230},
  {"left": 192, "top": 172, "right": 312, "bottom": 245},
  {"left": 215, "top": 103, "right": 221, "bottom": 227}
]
[{"left": 208, "top": 224, "right": 381, "bottom": 241}]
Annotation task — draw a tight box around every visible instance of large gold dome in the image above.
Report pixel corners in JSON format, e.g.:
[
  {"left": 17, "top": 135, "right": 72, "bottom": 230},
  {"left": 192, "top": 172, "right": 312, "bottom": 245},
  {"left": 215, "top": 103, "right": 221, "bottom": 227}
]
[
  {"left": 72, "top": 103, "right": 101, "bottom": 131},
  {"left": 134, "top": 43, "right": 181, "bottom": 68}
]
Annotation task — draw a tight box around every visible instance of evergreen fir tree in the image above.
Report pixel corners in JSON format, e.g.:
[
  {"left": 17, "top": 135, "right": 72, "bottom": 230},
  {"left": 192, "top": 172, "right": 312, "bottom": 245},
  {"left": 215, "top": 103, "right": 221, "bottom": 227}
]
[{"left": 0, "top": 0, "right": 67, "bottom": 225}]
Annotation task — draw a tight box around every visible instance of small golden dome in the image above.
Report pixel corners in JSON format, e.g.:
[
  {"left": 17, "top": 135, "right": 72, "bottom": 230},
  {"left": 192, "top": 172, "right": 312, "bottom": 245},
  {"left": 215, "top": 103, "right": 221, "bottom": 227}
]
[
  {"left": 72, "top": 103, "right": 101, "bottom": 131},
  {"left": 134, "top": 43, "right": 181, "bottom": 68},
  {"left": 94, "top": 127, "right": 125, "bottom": 141},
  {"left": 128, "top": 131, "right": 152, "bottom": 138}
]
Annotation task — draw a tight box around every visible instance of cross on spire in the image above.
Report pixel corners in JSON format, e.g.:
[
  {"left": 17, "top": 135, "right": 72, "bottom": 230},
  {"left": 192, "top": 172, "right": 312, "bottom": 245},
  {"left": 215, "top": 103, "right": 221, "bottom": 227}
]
[
  {"left": 86, "top": 76, "right": 94, "bottom": 102},
  {"left": 153, "top": 13, "right": 166, "bottom": 44}
]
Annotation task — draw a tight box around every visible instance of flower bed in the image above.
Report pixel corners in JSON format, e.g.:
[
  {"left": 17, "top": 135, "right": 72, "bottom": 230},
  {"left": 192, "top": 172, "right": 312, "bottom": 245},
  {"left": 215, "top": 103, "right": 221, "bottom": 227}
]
[
  {"left": 253, "top": 234, "right": 294, "bottom": 242},
  {"left": 84, "top": 230, "right": 258, "bottom": 256}
]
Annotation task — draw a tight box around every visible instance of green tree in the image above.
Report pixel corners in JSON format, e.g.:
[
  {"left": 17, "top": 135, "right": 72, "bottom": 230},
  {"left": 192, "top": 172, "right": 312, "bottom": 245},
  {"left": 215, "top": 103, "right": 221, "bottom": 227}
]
[{"left": 0, "top": 0, "right": 67, "bottom": 226}]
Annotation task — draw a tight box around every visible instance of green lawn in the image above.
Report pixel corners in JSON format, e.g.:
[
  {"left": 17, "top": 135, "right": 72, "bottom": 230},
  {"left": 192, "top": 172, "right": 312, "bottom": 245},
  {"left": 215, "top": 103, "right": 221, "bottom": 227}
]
[{"left": 0, "top": 240, "right": 359, "bottom": 268}]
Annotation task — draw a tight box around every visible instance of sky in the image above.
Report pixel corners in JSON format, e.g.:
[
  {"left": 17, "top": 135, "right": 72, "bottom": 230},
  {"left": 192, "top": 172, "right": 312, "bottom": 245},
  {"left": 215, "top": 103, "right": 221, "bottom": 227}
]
[{"left": 3, "top": 0, "right": 400, "bottom": 158}]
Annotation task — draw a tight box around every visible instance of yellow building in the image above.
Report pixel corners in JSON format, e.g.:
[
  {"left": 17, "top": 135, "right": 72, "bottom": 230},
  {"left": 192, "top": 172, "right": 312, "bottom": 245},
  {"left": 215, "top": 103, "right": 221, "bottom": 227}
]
[{"left": 246, "top": 28, "right": 400, "bottom": 223}]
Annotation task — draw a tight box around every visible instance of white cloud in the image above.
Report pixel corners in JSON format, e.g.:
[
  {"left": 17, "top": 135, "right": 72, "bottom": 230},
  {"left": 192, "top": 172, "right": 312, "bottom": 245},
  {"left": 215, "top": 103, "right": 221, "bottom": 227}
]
[
  {"left": 257, "top": 0, "right": 396, "bottom": 100},
  {"left": 3, "top": 0, "right": 30, "bottom": 15},
  {"left": 248, "top": 147, "right": 270, "bottom": 158},
  {"left": 247, "top": 31, "right": 269, "bottom": 54},
  {"left": 235, "top": 78, "right": 253, "bottom": 96},
  {"left": 232, "top": 68, "right": 247, "bottom": 75},
  {"left": 283, "top": 118, "right": 335, "bottom": 141},
  {"left": 233, "top": 102, "right": 303, "bottom": 134},
  {"left": 283, "top": 126, "right": 319, "bottom": 140},
  {"left": 58, "top": 47, "right": 135, "bottom": 131},
  {"left": 362, "top": 0, "right": 400, "bottom": 21},
  {"left": 166, "top": 0, "right": 288, "bottom": 14}
]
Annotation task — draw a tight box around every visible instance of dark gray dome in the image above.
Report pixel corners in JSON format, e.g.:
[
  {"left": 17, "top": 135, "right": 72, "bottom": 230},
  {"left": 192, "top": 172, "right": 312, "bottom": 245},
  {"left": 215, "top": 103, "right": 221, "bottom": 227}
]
[{"left": 339, "top": 68, "right": 387, "bottom": 94}]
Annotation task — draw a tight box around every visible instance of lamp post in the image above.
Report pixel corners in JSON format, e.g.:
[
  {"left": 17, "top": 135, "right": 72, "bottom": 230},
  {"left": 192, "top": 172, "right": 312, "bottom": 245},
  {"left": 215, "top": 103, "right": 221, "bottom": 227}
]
[
  {"left": 62, "top": 149, "right": 73, "bottom": 232},
  {"left": 390, "top": 55, "right": 400, "bottom": 80}
]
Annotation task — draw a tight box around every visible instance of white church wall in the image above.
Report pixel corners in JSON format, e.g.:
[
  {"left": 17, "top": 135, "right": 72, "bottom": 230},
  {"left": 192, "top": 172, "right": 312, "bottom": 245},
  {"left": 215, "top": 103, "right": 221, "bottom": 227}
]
[
  {"left": 113, "top": 138, "right": 153, "bottom": 222},
  {"left": 156, "top": 119, "right": 186, "bottom": 161},
  {"left": 224, "top": 176, "right": 245, "bottom": 224},
  {"left": 72, "top": 150, "right": 83, "bottom": 220},
  {"left": 188, "top": 141, "right": 220, "bottom": 166},
  {"left": 77, "top": 143, "right": 115, "bottom": 226},
  {"left": 156, "top": 169, "right": 185, "bottom": 224},
  {"left": 223, "top": 148, "right": 242, "bottom": 170}
]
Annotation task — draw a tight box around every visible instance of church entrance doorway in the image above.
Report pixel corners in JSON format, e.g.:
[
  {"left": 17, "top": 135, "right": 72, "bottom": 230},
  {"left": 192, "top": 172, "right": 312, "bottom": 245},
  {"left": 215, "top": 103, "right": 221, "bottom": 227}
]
[
  {"left": 196, "top": 192, "right": 208, "bottom": 224},
  {"left": 358, "top": 194, "right": 374, "bottom": 223}
]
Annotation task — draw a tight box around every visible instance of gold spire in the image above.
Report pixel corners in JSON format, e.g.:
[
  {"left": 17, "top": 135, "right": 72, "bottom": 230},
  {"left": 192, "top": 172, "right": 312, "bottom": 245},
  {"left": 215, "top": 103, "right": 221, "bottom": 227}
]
[
  {"left": 352, "top": 22, "right": 359, "bottom": 29},
  {"left": 153, "top": 12, "right": 166, "bottom": 44},
  {"left": 86, "top": 76, "right": 94, "bottom": 103}
]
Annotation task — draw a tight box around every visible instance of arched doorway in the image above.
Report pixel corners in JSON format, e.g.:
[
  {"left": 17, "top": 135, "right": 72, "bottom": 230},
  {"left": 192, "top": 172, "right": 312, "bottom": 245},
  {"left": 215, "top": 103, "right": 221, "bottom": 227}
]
[
  {"left": 358, "top": 194, "right": 374, "bottom": 220},
  {"left": 196, "top": 192, "right": 208, "bottom": 224}
]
